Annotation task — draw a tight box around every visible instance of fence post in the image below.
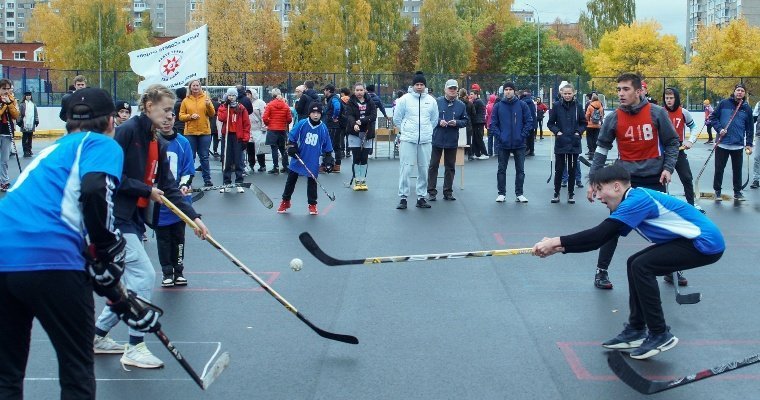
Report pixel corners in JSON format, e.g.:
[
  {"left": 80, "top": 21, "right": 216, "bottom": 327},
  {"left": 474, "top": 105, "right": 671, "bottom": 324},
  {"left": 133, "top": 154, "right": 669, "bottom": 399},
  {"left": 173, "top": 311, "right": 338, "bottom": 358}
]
[
  {"left": 703, "top": 76, "right": 707, "bottom": 104},
  {"left": 22, "top": 67, "right": 27, "bottom": 95},
  {"left": 112, "top": 71, "right": 117, "bottom": 99}
]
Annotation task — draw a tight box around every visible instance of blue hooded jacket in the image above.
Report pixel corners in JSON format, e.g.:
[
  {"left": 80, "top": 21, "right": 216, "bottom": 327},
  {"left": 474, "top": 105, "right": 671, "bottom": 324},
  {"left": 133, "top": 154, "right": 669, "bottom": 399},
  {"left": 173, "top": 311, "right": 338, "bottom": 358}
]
[
  {"left": 708, "top": 96, "right": 754, "bottom": 147},
  {"left": 489, "top": 95, "right": 533, "bottom": 150}
]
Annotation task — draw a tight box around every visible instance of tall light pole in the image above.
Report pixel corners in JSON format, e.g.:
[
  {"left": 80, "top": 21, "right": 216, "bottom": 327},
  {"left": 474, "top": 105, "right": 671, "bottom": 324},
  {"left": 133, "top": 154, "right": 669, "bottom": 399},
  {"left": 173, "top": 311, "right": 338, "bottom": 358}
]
[{"left": 525, "top": 3, "right": 540, "bottom": 100}]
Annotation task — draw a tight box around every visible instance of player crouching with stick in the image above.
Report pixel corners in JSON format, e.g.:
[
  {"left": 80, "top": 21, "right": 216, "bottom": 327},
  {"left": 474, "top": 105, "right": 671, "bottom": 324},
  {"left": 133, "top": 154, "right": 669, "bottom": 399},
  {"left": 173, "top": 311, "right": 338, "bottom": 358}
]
[
  {"left": 532, "top": 165, "right": 725, "bottom": 360},
  {"left": 276, "top": 103, "right": 334, "bottom": 215}
]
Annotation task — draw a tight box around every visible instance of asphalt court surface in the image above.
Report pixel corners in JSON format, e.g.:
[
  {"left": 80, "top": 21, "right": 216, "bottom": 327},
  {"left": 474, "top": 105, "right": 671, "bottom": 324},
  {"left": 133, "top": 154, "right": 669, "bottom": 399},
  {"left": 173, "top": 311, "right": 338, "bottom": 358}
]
[{"left": 13, "top": 138, "right": 760, "bottom": 399}]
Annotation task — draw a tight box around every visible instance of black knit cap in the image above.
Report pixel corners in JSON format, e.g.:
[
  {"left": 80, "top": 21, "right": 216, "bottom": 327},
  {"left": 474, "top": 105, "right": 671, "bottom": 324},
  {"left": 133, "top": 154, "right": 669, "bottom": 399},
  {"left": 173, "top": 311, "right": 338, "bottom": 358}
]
[
  {"left": 412, "top": 70, "right": 427, "bottom": 86},
  {"left": 309, "top": 102, "right": 322, "bottom": 114}
]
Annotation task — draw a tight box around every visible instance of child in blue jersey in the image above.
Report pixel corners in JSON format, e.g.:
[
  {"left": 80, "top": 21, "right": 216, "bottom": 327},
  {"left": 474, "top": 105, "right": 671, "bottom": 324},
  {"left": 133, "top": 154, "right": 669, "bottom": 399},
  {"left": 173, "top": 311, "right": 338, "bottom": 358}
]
[
  {"left": 533, "top": 165, "right": 725, "bottom": 360},
  {"left": 0, "top": 88, "right": 161, "bottom": 399},
  {"left": 277, "top": 103, "right": 334, "bottom": 215},
  {"left": 156, "top": 112, "right": 194, "bottom": 287}
]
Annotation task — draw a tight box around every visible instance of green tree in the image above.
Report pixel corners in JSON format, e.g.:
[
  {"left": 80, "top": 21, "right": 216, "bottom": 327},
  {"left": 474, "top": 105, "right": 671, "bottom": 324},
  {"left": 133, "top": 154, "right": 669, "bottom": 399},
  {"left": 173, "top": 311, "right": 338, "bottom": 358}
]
[
  {"left": 418, "top": 0, "right": 472, "bottom": 74},
  {"left": 27, "top": 0, "right": 151, "bottom": 72},
  {"left": 341, "top": 0, "right": 376, "bottom": 75},
  {"left": 456, "top": 0, "right": 517, "bottom": 39},
  {"left": 469, "top": 22, "right": 503, "bottom": 73},
  {"left": 578, "top": 0, "right": 635, "bottom": 48},
  {"left": 283, "top": 0, "right": 345, "bottom": 73},
  {"left": 397, "top": 26, "right": 420, "bottom": 73},
  {"left": 367, "top": 0, "right": 410, "bottom": 72}
]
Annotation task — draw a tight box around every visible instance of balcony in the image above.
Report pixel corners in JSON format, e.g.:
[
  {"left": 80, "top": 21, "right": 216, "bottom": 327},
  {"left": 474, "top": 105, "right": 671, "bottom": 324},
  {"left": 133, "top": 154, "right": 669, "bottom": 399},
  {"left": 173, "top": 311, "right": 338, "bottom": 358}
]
[{"left": 133, "top": 2, "right": 148, "bottom": 12}]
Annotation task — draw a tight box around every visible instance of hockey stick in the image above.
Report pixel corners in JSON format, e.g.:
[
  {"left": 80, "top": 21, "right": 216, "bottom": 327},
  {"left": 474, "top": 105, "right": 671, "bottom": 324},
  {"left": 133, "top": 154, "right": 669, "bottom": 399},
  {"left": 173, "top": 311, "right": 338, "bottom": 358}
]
[
  {"left": 293, "top": 154, "right": 336, "bottom": 201},
  {"left": 546, "top": 133, "right": 554, "bottom": 183},
  {"left": 192, "top": 183, "right": 252, "bottom": 192},
  {"left": 191, "top": 190, "right": 205, "bottom": 203},
  {"left": 299, "top": 231, "right": 532, "bottom": 266},
  {"left": 190, "top": 182, "right": 273, "bottom": 208},
  {"left": 671, "top": 272, "right": 701, "bottom": 304},
  {"left": 740, "top": 151, "right": 751, "bottom": 190},
  {"left": 608, "top": 349, "right": 760, "bottom": 395},
  {"left": 694, "top": 100, "right": 743, "bottom": 204},
  {"left": 5, "top": 117, "right": 21, "bottom": 172},
  {"left": 578, "top": 155, "right": 591, "bottom": 167},
  {"left": 160, "top": 195, "right": 358, "bottom": 344}
]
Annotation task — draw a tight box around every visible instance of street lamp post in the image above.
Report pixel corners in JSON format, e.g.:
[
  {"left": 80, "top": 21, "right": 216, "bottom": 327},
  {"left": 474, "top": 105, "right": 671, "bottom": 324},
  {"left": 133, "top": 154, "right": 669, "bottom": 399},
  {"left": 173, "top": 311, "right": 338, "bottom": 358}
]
[{"left": 525, "top": 3, "right": 540, "bottom": 100}]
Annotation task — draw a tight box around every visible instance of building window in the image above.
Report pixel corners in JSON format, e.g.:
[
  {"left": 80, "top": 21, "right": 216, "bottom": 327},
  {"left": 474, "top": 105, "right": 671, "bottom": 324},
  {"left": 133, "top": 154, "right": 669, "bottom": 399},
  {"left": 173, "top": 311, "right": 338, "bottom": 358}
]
[
  {"left": 17, "top": 12, "right": 23, "bottom": 18},
  {"left": 157, "top": 12, "right": 163, "bottom": 19},
  {"left": 157, "top": 3, "right": 163, "bottom": 9},
  {"left": 29, "top": 2, "right": 33, "bottom": 8},
  {"left": 134, "top": 20, "right": 142, "bottom": 27},
  {"left": 16, "top": 22, "right": 22, "bottom": 28},
  {"left": 6, "top": 21, "right": 14, "bottom": 28},
  {"left": 7, "top": 3, "right": 14, "bottom": 9},
  {"left": 13, "top": 51, "right": 26, "bottom": 60},
  {"left": 5, "top": 31, "right": 13, "bottom": 38},
  {"left": 412, "top": 16, "right": 419, "bottom": 25},
  {"left": 403, "top": 6, "right": 408, "bottom": 12},
  {"left": 34, "top": 49, "right": 43, "bottom": 61},
  {"left": 189, "top": 2, "right": 196, "bottom": 10},
  {"left": 134, "top": 2, "right": 145, "bottom": 8},
  {"left": 157, "top": 22, "right": 164, "bottom": 28},
  {"left": 6, "top": 11, "right": 13, "bottom": 18}
]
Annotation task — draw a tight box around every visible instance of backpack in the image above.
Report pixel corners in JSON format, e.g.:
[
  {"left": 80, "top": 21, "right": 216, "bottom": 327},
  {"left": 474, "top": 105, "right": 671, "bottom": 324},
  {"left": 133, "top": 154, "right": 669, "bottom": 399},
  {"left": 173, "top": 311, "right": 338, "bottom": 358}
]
[{"left": 590, "top": 106, "right": 602, "bottom": 124}]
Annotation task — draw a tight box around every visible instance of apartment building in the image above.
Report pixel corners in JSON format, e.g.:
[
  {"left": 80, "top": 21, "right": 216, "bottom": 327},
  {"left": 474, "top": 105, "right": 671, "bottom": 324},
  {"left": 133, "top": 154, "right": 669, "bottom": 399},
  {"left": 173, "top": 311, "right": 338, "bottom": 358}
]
[{"left": 687, "top": 0, "right": 760, "bottom": 59}]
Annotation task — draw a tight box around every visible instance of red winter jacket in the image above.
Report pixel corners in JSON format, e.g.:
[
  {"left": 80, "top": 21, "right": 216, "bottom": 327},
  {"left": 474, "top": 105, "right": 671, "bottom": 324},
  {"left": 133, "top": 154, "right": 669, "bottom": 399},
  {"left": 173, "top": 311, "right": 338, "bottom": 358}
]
[
  {"left": 262, "top": 98, "right": 292, "bottom": 131},
  {"left": 217, "top": 103, "right": 251, "bottom": 142}
]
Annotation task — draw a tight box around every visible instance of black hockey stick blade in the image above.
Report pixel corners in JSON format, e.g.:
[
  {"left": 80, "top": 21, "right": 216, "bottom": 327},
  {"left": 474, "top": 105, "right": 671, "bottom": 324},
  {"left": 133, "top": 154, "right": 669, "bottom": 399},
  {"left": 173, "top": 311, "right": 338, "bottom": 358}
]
[
  {"left": 191, "top": 183, "right": 253, "bottom": 192},
  {"left": 296, "top": 311, "right": 359, "bottom": 344},
  {"left": 672, "top": 273, "right": 701, "bottom": 305},
  {"left": 578, "top": 155, "right": 592, "bottom": 167},
  {"left": 191, "top": 190, "right": 205, "bottom": 203},
  {"left": 250, "top": 182, "right": 274, "bottom": 209},
  {"left": 740, "top": 153, "right": 751, "bottom": 190},
  {"left": 608, "top": 350, "right": 760, "bottom": 395},
  {"left": 201, "top": 351, "right": 230, "bottom": 390},
  {"left": 299, "top": 232, "right": 364, "bottom": 266},
  {"left": 546, "top": 160, "right": 553, "bottom": 184}
]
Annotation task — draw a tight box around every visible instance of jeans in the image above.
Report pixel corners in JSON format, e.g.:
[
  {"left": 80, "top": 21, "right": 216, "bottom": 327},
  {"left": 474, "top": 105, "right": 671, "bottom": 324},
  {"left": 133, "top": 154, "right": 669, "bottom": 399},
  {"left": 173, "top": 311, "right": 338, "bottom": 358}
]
[
  {"left": 185, "top": 134, "right": 212, "bottom": 183},
  {"left": 562, "top": 161, "right": 582, "bottom": 184},
  {"left": 487, "top": 134, "right": 494, "bottom": 156},
  {"left": 427, "top": 146, "right": 456, "bottom": 197},
  {"left": 713, "top": 147, "right": 743, "bottom": 194},
  {"left": 496, "top": 147, "right": 526, "bottom": 196},
  {"left": 0, "top": 135, "right": 11, "bottom": 184},
  {"left": 398, "top": 141, "right": 432, "bottom": 199},
  {"left": 95, "top": 233, "right": 156, "bottom": 338}
]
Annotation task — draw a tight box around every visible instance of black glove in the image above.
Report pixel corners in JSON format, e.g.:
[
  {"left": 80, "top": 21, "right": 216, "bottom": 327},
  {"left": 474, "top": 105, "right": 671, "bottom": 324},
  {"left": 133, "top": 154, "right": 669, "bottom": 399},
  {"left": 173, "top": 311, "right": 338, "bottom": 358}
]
[
  {"left": 108, "top": 290, "right": 163, "bottom": 333},
  {"left": 287, "top": 143, "right": 298, "bottom": 157},
  {"left": 86, "top": 236, "right": 126, "bottom": 295},
  {"left": 322, "top": 153, "right": 335, "bottom": 173}
]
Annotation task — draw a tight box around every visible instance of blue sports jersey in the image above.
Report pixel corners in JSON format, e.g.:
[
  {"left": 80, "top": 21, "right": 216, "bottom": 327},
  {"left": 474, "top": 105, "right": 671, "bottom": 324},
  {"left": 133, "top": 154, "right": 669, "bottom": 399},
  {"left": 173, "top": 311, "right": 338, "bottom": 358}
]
[
  {"left": 288, "top": 118, "right": 334, "bottom": 177},
  {"left": 0, "top": 132, "right": 123, "bottom": 272},
  {"left": 157, "top": 134, "right": 194, "bottom": 226},
  {"left": 610, "top": 188, "right": 725, "bottom": 255}
]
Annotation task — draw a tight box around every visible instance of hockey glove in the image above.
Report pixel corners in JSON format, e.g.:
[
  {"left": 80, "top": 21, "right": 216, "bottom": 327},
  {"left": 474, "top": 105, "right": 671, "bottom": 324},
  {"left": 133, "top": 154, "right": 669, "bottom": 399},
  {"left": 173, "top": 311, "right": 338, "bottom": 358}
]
[
  {"left": 321, "top": 153, "right": 335, "bottom": 173},
  {"left": 109, "top": 290, "right": 163, "bottom": 333},
  {"left": 287, "top": 143, "right": 299, "bottom": 157},
  {"left": 86, "top": 236, "right": 126, "bottom": 295}
]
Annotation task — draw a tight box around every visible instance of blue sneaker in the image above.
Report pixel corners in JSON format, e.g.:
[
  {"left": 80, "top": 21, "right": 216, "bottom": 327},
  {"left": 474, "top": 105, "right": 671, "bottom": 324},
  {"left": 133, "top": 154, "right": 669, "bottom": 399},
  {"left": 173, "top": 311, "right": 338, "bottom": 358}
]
[
  {"left": 629, "top": 328, "right": 679, "bottom": 360},
  {"left": 602, "top": 323, "right": 647, "bottom": 349}
]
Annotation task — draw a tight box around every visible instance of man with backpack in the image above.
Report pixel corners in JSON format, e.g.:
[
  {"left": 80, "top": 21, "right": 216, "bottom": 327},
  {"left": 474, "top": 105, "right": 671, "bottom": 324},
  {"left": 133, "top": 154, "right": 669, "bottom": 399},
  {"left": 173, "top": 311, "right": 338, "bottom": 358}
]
[{"left": 585, "top": 93, "right": 604, "bottom": 158}]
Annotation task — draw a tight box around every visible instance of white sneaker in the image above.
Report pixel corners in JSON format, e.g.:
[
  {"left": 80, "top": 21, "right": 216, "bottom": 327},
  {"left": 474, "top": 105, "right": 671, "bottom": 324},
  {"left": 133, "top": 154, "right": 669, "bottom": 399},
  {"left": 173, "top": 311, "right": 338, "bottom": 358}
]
[
  {"left": 244, "top": 166, "right": 253, "bottom": 174},
  {"left": 237, "top": 186, "right": 245, "bottom": 193},
  {"left": 120, "top": 343, "right": 164, "bottom": 369},
  {"left": 478, "top": 155, "right": 489, "bottom": 160},
  {"left": 495, "top": 194, "right": 506, "bottom": 202},
  {"left": 516, "top": 195, "right": 529, "bottom": 203},
  {"left": 94, "top": 334, "right": 124, "bottom": 354},
  {"left": 220, "top": 187, "right": 231, "bottom": 193}
]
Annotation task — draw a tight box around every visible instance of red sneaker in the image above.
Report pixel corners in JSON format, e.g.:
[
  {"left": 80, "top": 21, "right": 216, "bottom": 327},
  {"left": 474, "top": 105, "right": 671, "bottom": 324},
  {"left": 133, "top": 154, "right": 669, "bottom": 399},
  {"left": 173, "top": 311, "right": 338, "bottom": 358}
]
[
  {"left": 308, "top": 204, "right": 318, "bottom": 215},
  {"left": 277, "top": 200, "right": 291, "bottom": 213}
]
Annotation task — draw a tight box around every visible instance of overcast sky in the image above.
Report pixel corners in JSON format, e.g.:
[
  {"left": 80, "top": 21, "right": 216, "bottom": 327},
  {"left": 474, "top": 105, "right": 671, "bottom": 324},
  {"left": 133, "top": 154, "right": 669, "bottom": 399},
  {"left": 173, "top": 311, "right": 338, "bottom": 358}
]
[{"left": 518, "top": 0, "right": 687, "bottom": 46}]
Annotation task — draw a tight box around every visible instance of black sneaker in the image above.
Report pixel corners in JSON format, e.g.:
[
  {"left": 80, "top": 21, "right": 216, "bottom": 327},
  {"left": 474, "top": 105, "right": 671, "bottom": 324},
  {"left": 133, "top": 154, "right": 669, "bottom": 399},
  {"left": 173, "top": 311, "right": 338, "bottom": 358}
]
[
  {"left": 601, "top": 323, "right": 647, "bottom": 349},
  {"left": 195, "top": 166, "right": 202, "bottom": 172},
  {"left": 715, "top": 190, "right": 722, "bottom": 201},
  {"left": 443, "top": 194, "right": 456, "bottom": 201},
  {"left": 561, "top": 181, "right": 568, "bottom": 188},
  {"left": 734, "top": 192, "right": 746, "bottom": 201},
  {"left": 664, "top": 271, "right": 688, "bottom": 286},
  {"left": 629, "top": 328, "right": 678, "bottom": 360},
  {"left": 568, "top": 194, "right": 575, "bottom": 204},
  {"left": 594, "top": 268, "right": 613, "bottom": 289},
  {"left": 280, "top": 167, "right": 289, "bottom": 173},
  {"left": 203, "top": 181, "right": 213, "bottom": 187},
  {"left": 576, "top": 181, "right": 584, "bottom": 188},
  {"left": 751, "top": 180, "right": 759, "bottom": 189},
  {"left": 551, "top": 193, "right": 560, "bottom": 203},
  {"left": 268, "top": 168, "right": 280, "bottom": 175},
  {"left": 427, "top": 194, "right": 437, "bottom": 201},
  {"left": 161, "top": 275, "right": 174, "bottom": 287},
  {"left": 396, "top": 198, "right": 407, "bottom": 209},
  {"left": 258, "top": 166, "right": 266, "bottom": 172},
  {"left": 416, "top": 198, "right": 431, "bottom": 208},
  {"left": 173, "top": 273, "right": 187, "bottom": 286}
]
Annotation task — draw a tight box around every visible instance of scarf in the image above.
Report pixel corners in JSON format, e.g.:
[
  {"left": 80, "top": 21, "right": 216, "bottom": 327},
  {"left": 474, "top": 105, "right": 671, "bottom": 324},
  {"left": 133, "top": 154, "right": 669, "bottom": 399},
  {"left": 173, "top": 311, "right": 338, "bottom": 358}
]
[{"left": 23, "top": 100, "right": 35, "bottom": 131}]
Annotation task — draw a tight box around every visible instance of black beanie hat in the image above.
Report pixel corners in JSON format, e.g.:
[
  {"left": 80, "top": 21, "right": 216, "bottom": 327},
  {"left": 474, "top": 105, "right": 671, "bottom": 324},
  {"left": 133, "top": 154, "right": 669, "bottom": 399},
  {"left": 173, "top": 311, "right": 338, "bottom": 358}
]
[
  {"left": 412, "top": 71, "right": 427, "bottom": 86},
  {"left": 503, "top": 81, "right": 516, "bottom": 90}
]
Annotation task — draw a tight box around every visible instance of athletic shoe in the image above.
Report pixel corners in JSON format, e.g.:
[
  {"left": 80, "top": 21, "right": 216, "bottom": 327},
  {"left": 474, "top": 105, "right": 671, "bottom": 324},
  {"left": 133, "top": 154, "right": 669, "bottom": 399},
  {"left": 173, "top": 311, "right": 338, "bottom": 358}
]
[
  {"left": 195, "top": 166, "right": 202, "bottom": 171},
  {"left": 715, "top": 191, "right": 722, "bottom": 201},
  {"left": 734, "top": 192, "right": 746, "bottom": 201},
  {"left": 551, "top": 193, "right": 560, "bottom": 203},
  {"left": 268, "top": 168, "right": 279, "bottom": 175},
  {"left": 594, "top": 268, "right": 613, "bottom": 289},
  {"left": 333, "top": 164, "right": 341, "bottom": 172},
  {"left": 576, "top": 181, "right": 584, "bottom": 188},
  {"left": 359, "top": 182, "right": 368, "bottom": 191},
  {"left": 568, "top": 194, "right": 575, "bottom": 204},
  {"left": 704, "top": 140, "right": 714, "bottom": 144},
  {"left": 161, "top": 275, "right": 174, "bottom": 287},
  {"left": 244, "top": 166, "right": 253, "bottom": 175},
  {"left": 443, "top": 194, "right": 456, "bottom": 201},
  {"left": 308, "top": 204, "right": 318, "bottom": 215},
  {"left": 94, "top": 334, "right": 125, "bottom": 354},
  {"left": 173, "top": 273, "right": 187, "bottom": 286},
  {"left": 751, "top": 180, "right": 759, "bottom": 189},
  {"left": 258, "top": 166, "right": 266, "bottom": 172},
  {"left": 601, "top": 323, "right": 647, "bottom": 349},
  {"left": 319, "top": 165, "right": 326, "bottom": 173},
  {"left": 220, "top": 187, "right": 231, "bottom": 193},
  {"left": 0, "top": 183, "right": 9, "bottom": 191},
  {"left": 695, "top": 204, "right": 705, "bottom": 214},
  {"left": 477, "top": 155, "right": 489, "bottom": 160},
  {"left": 277, "top": 200, "right": 291, "bottom": 213},
  {"left": 561, "top": 181, "right": 568, "bottom": 187},
  {"left": 397, "top": 198, "right": 407, "bottom": 209},
  {"left": 516, "top": 195, "right": 529, "bottom": 203},
  {"left": 427, "top": 194, "right": 437, "bottom": 201},
  {"left": 664, "top": 271, "right": 688, "bottom": 286},
  {"left": 495, "top": 194, "right": 506, "bottom": 202},
  {"left": 280, "top": 167, "right": 289, "bottom": 173},
  {"left": 353, "top": 182, "right": 362, "bottom": 191},
  {"left": 237, "top": 186, "right": 246, "bottom": 194},
  {"left": 121, "top": 343, "right": 164, "bottom": 369},
  {"left": 416, "top": 198, "right": 431, "bottom": 208},
  {"left": 629, "top": 329, "right": 679, "bottom": 360}
]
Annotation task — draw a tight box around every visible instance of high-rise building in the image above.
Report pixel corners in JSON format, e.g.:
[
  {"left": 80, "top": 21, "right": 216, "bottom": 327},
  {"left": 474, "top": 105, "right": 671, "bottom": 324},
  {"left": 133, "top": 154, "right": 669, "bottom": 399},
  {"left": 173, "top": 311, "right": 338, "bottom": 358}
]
[
  {"left": 1, "top": 0, "right": 41, "bottom": 43},
  {"left": 686, "top": 0, "right": 760, "bottom": 60}
]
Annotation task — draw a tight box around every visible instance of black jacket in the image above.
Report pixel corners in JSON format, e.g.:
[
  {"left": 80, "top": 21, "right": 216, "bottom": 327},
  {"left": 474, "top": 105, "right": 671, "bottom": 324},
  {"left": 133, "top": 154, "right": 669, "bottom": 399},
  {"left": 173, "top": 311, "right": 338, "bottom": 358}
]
[
  {"left": 236, "top": 87, "right": 254, "bottom": 115},
  {"left": 471, "top": 97, "right": 486, "bottom": 125},
  {"left": 296, "top": 89, "right": 320, "bottom": 119},
  {"left": 113, "top": 114, "right": 200, "bottom": 225},
  {"left": 345, "top": 95, "right": 377, "bottom": 140},
  {"left": 547, "top": 98, "right": 586, "bottom": 154},
  {"left": 367, "top": 91, "right": 388, "bottom": 118},
  {"left": 173, "top": 87, "right": 187, "bottom": 133}
]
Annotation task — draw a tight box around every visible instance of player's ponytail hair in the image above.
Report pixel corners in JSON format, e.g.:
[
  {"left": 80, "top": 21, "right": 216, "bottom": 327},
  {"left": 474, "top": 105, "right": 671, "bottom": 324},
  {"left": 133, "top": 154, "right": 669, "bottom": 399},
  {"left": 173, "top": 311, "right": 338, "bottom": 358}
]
[{"left": 139, "top": 84, "right": 176, "bottom": 113}]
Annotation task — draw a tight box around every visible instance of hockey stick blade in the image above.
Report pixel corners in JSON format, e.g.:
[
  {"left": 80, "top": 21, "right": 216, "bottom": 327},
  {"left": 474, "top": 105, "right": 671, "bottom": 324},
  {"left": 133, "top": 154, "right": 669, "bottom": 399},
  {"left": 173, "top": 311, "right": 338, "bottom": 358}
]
[
  {"left": 191, "top": 190, "right": 205, "bottom": 203},
  {"left": 299, "top": 232, "right": 533, "bottom": 266},
  {"left": 201, "top": 351, "right": 230, "bottom": 390},
  {"left": 546, "top": 160, "right": 553, "bottom": 184},
  {"left": 192, "top": 183, "right": 253, "bottom": 192},
  {"left": 296, "top": 312, "right": 359, "bottom": 344},
  {"left": 250, "top": 182, "right": 274, "bottom": 209},
  {"left": 608, "top": 350, "right": 760, "bottom": 395},
  {"left": 676, "top": 292, "right": 702, "bottom": 305},
  {"left": 578, "top": 155, "right": 592, "bottom": 167}
]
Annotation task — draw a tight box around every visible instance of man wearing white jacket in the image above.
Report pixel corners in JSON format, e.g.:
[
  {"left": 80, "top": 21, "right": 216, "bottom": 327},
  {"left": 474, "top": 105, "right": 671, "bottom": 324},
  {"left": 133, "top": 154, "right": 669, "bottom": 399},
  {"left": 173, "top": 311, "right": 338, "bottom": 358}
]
[{"left": 393, "top": 71, "right": 439, "bottom": 209}]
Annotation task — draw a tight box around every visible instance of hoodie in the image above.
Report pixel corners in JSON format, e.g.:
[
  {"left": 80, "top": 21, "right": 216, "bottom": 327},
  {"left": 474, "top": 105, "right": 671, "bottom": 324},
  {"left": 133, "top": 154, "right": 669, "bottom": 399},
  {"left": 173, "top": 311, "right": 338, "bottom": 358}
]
[
  {"left": 296, "top": 88, "right": 320, "bottom": 119},
  {"left": 236, "top": 87, "right": 254, "bottom": 115},
  {"left": 392, "top": 91, "right": 439, "bottom": 144},
  {"left": 662, "top": 87, "right": 697, "bottom": 144},
  {"left": 485, "top": 94, "right": 498, "bottom": 130},
  {"left": 489, "top": 95, "right": 533, "bottom": 150}
]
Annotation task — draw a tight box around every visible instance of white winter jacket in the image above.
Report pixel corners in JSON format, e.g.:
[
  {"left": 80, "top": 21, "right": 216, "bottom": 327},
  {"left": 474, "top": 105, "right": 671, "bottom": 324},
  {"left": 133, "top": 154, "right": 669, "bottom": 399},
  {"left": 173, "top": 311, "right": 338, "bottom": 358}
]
[{"left": 393, "top": 91, "right": 439, "bottom": 144}]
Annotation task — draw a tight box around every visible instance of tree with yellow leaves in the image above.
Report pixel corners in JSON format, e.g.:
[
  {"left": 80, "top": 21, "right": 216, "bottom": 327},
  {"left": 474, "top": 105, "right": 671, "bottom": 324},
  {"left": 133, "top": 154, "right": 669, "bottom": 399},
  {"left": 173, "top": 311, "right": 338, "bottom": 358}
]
[
  {"left": 418, "top": 0, "right": 472, "bottom": 75},
  {"left": 27, "top": 0, "right": 151, "bottom": 72},
  {"left": 284, "top": 0, "right": 345, "bottom": 74},
  {"left": 367, "top": 0, "right": 409, "bottom": 72},
  {"left": 583, "top": 21, "right": 684, "bottom": 92}
]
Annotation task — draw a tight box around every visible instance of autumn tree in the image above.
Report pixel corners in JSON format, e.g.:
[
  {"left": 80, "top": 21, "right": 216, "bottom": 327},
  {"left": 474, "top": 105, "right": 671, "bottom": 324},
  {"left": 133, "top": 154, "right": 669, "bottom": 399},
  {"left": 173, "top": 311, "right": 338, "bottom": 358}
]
[
  {"left": 250, "top": 0, "right": 284, "bottom": 75},
  {"left": 418, "top": 0, "right": 472, "bottom": 75},
  {"left": 341, "top": 0, "right": 376, "bottom": 75},
  {"left": 397, "top": 26, "right": 420, "bottom": 73},
  {"left": 469, "top": 23, "right": 503, "bottom": 73},
  {"left": 367, "top": 0, "right": 410, "bottom": 72},
  {"left": 456, "top": 0, "right": 517, "bottom": 39},
  {"left": 27, "top": 0, "right": 151, "bottom": 73},
  {"left": 579, "top": 0, "right": 635, "bottom": 48}
]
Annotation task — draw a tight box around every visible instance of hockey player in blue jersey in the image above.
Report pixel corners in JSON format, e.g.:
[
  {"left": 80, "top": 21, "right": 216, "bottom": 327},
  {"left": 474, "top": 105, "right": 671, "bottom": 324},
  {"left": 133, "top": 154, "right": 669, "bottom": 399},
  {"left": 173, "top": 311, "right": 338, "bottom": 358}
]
[
  {"left": 277, "top": 103, "right": 334, "bottom": 215},
  {"left": 0, "top": 88, "right": 161, "bottom": 399},
  {"left": 156, "top": 111, "right": 195, "bottom": 287},
  {"left": 533, "top": 165, "right": 725, "bottom": 360}
]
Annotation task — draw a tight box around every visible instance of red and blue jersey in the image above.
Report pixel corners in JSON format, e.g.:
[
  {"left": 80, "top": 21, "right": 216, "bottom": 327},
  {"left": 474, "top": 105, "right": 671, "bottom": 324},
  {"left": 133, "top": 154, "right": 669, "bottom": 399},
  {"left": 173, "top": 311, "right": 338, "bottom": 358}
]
[{"left": 288, "top": 118, "right": 333, "bottom": 177}]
